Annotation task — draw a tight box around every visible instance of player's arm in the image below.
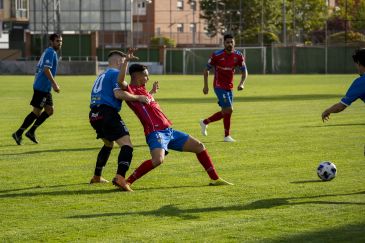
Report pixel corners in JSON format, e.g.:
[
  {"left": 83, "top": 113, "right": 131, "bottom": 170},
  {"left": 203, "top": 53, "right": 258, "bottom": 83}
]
[
  {"left": 321, "top": 102, "right": 347, "bottom": 122},
  {"left": 117, "top": 48, "right": 139, "bottom": 89},
  {"left": 149, "top": 81, "right": 159, "bottom": 95},
  {"left": 44, "top": 67, "right": 60, "bottom": 93},
  {"left": 238, "top": 62, "right": 248, "bottom": 91},
  {"left": 203, "top": 68, "right": 210, "bottom": 95},
  {"left": 114, "top": 89, "right": 149, "bottom": 104}
]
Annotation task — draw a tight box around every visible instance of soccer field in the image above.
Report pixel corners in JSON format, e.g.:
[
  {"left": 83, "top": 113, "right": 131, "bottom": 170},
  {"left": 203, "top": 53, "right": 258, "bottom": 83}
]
[{"left": 0, "top": 74, "right": 364, "bottom": 242}]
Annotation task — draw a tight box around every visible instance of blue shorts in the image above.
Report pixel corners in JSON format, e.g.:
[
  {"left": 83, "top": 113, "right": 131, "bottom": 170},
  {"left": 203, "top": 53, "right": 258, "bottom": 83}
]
[
  {"left": 214, "top": 88, "right": 233, "bottom": 108},
  {"left": 146, "top": 128, "right": 189, "bottom": 152}
]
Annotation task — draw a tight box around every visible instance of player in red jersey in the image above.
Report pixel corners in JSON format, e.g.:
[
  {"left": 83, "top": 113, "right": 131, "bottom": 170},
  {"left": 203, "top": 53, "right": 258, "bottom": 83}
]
[
  {"left": 117, "top": 54, "right": 233, "bottom": 190},
  {"left": 200, "top": 34, "right": 248, "bottom": 142}
]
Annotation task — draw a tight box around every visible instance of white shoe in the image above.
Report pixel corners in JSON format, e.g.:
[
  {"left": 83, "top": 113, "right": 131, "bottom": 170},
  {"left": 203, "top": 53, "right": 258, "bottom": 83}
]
[
  {"left": 200, "top": 119, "right": 208, "bottom": 136},
  {"left": 224, "top": 136, "right": 236, "bottom": 142}
]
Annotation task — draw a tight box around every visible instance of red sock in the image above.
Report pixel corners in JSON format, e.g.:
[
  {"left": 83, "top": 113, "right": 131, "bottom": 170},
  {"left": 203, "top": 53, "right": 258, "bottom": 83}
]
[
  {"left": 223, "top": 112, "right": 232, "bottom": 137},
  {"left": 127, "top": 159, "right": 155, "bottom": 184},
  {"left": 204, "top": 111, "right": 223, "bottom": 124},
  {"left": 196, "top": 150, "right": 219, "bottom": 180}
]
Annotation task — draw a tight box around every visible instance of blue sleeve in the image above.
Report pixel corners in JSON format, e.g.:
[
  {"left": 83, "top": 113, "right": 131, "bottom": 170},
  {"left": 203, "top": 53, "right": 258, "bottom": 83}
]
[
  {"left": 112, "top": 72, "right": 120, "bottom": 90},
  {"left": 43, "top": 49, "right": 55, "bottom": 69},
  {"left": 341, "top": 78, "right": 365, "bottom": 106}
]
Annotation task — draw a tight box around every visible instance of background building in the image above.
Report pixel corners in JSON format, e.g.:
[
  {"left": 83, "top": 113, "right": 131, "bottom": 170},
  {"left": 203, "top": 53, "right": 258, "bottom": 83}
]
[{"left": 0, "top": 0, "right": 29, "bottom": 57}]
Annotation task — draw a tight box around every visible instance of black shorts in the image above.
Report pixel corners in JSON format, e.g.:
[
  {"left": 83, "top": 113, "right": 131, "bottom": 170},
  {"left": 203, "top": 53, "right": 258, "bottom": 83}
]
[
  {"left": 30, "top": 89, "right": 53, "bottom": 109},
  {"left": 89, "top": 105, "right": 130, "bottom": 141}
]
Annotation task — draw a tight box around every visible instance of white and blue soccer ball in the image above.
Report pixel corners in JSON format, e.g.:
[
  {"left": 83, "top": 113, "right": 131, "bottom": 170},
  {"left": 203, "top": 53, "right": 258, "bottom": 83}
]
[{"left": 317, "top": 161, "right": 337, "bottom": 181}]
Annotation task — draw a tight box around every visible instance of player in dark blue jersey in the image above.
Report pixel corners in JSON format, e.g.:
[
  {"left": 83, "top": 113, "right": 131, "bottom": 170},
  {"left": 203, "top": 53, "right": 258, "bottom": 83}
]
[
  {"left": 12, "top": 33, "right": 62, "bottom": 145},
  {"left": 322, "top": 48, "right": 365, "bottom": 122},
  {"left": 89, "top": 50, "right": 149, "bottom": 192}
]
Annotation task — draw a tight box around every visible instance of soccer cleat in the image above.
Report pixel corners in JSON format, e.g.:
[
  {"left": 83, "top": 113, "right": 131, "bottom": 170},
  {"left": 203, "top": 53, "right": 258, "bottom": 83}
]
[
  {"left": 209, "top": 178, "right": 234, "bottom": 186},
  {"left": 200, "top": 119, "right": 208, "bottom": 136},
  {"left": 89, "top": 176, "right": 109, "bottom": 184},
  {"left": 112, "top": 177, "right": 133, "bottom": 192},
  {"left": 224, "top": 135, "right": 236, "bottom": 142},
  {"left": 25, "top": 132, "right": 38, "bottom": 144},
  {"left": 12, "top": 132, "right": 22, "bottom": 145}
]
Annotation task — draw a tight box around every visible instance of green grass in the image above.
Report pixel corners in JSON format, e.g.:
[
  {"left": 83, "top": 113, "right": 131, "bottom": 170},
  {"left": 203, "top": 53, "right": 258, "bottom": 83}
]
[{"left": 0, "top": 74, "right": 364, "bottom": 242}]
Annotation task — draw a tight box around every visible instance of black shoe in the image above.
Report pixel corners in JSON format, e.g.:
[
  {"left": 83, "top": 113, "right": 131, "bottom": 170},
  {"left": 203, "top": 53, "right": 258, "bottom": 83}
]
[
  {"left": 25, "top": 132, "right": 38, "bottom": 144},
  {"left": 12, "top": 133, "right": 22, "bottom": 145}
]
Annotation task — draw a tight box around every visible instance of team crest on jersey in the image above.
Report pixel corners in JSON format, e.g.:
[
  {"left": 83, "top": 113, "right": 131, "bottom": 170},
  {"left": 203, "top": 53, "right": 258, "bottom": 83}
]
[
  {"left": 45, "top": 59, "right": 50, "bottom": 63},
  {"left": 234, "top": 57, "right": 238, "bottom": 63}
]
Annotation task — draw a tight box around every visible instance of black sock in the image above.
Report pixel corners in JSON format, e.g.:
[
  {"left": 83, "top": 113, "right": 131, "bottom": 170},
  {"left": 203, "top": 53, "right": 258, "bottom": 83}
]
[
  {"left": 94, "top": 145, "right": 112, "bottom": 176},
  {"left": 117, "top": 145, "right": 133, "bottom": 177},
  {"left": 16, "top": 112, "right": 38, "bottom": 136},
  {"left": 28, "top": 112, "right": 50, "bottom": 134}
]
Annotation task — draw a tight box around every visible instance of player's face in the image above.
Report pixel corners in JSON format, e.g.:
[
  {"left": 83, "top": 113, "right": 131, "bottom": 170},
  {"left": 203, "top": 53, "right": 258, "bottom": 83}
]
[
  {"left": 224, "top": 38, "right": 235, "bottom": 53},
  {"left": 51, "top": 37, "right": 63, "bottom": 51},
  {"left": 138, "top": 69, "right": 149, "bottom": 85}
]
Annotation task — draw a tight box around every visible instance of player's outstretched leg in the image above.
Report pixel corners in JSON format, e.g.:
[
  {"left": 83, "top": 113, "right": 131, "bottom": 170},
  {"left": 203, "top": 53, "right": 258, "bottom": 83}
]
[
  {"left": 127, "top": 149, "right": 163, "bottom": 186},
  {"left": 25, "top": 111, "right": 51, "bottom": 144},
  {"left": 127, "top": 159, "right": 156, "bottom": 185},
  {"left": 209, "top": 177, "right": 234, "bottom": 186},
  {"left": 12, "top": 132, "right": 22, "bottom": 145},
  {"left": 196, "top": 149, "right": 234, "bottom": 186},
  {"left": 112, "top": 145, "right": 134, "bottom": 192},
  {"left": 200, "top": 112, "right": 224, "bottom": 136},
  {"left": 12, "top": 112, "right": 38, "bottom": 145},
  {"left": 199, "top": 119, "right": 208, "bottom": 136},
  {"left": 183, "top": 136, "right": 233, "bottom": 186},
  {"left": 90, "top": 144, "right": 112, "bottom": 184},
  {"left": 223, "top": 110, "right": 235, "bottom": 142}
]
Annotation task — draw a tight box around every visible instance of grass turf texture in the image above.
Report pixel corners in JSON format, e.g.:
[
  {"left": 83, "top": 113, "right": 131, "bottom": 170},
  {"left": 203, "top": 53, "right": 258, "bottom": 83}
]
[{"left": 0, "top": 74, "right": 364, "bottom": 242}]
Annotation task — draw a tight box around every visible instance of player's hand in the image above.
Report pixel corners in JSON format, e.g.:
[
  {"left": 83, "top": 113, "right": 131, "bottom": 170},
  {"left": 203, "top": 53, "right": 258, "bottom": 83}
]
[
  {"left": 126, "top": 48, "right": 139, "bottom": 61},
  {"left": 150, "top": 81, "right": 159, "bottom": 94},
  {"left": 203, "top": 86, "right": 209, "bottom": 95},
  {"left": 52, "top": 83, "right": 60, "bottom": 93},
  {"left": 237, "top": 84, "right": 244, "bottom": 91},
  {"left": 321, "top": 111, "right": 330, "bottom": 122},
  {"left": 138, "top": 95, "right": 150, "bottom": 104}
]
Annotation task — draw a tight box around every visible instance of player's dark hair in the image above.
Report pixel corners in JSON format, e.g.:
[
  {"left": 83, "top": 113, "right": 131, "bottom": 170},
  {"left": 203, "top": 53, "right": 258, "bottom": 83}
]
[
  {"left": 129, "top": 64, "right": 147, "bottom": 75},
  {"left": 107, "top": 50, "right": 126, "bottom": 59},
  {"left": 49, "top": 33, "right": 61, "bottom": 41},
  {"left": 352, "top": 48, "right": 365, "bottom": 66},
  {"left": 224, "top": 34, "right": 234, "bottom": 40}
]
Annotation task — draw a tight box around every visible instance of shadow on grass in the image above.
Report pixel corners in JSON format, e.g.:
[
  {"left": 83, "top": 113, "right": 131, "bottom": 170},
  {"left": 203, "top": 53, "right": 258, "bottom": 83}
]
[
  {"left": 290, "top": 180, "right": 323, "bottom": 184},
  {"left": 2, "top": 144, "right": 147, "bottom": 156},
  {"left": 68, "top": 190, "right": 365, "bottom": 220},
  {"left": 303, "top": 123, "right": 365, "bottom": 128},
  {"left": 269, "top": 222, "right": 365, "bottom": 243},
  {"left": 0, "top": 184, "right": 207, "bottom": 198},
  {"left": 0, "top": 182, "right": 89, "bottom": 193},
  {"left": 157, "top": 94, "right": 341, "bottom": 104}
]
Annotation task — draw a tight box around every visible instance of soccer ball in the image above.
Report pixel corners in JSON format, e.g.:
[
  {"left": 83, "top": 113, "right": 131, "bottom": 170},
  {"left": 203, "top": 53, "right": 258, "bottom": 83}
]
[{"left": 317, "top": 161, "right": 337, "bottom": 181}]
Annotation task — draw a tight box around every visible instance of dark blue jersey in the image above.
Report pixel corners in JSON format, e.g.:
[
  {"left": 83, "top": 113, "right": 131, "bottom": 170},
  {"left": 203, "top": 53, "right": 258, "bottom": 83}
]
[
  {"left": 33, "top": 47, "right": 59, "bottom": 92},
  {"left": 90, "top": 68, "right": 122, "bottom": 111},
  {"left": 341, "top": 74, "right": 365, "bottom": 106}
]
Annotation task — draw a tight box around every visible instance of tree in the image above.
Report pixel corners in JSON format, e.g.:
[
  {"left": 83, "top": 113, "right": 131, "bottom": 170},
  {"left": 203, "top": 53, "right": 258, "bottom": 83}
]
[
  {"left": 200, "top": 0, "right": 281, "bottom": 45},
  {"left": 284, "top": 0, "right": 327, "bottom": 43},
  {"left": 199, "top": 0, "right": 328, "bottom": 45}
]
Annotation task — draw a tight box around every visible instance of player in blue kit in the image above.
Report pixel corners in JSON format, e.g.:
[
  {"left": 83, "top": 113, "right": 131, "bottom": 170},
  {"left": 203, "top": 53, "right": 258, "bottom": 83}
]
[
  {"left": 12, "top": 33, "right": 62, "bottom": 145},
  {"left": 322, "top": 48, "right": 365, "bottom": 122},
  {"left": 89, "top": 50, "right": 149, "bottom": 191}
]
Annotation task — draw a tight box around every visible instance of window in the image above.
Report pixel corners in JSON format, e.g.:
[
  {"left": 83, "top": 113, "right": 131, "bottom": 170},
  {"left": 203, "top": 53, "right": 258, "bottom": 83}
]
[
  {"left": 0, "top": 0, "right": 3, "bottom": 9},
  {"left": 134, "top": 0, "right": 147, "bottom": 15},
  {"left": 177, "top": 0, "right": 183, "bottom": 10},
  {"left": 177, "top": 23, "right": 184, "bottom": 33},
  {"left": 190, "top": 23, "right": 196, "bottom": 32}
]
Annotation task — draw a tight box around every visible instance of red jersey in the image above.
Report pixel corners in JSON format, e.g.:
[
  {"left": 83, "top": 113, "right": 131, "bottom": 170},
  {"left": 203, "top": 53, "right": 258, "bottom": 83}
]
[
  {"left": 207, "top": 49, "right": 246, "bottom": 90},
  {"left": 125, "top": 84, "right": 172, "bottom": 136}
]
